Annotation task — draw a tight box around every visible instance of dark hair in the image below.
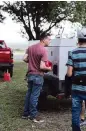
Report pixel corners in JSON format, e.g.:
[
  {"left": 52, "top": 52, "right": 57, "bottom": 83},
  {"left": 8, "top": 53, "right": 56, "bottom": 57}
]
[
  {"left": 40, "top": 32, "right": 50, "bottom": 41},
  {"left": 78, "top": 38, "right": 86, "bottom": 45}
]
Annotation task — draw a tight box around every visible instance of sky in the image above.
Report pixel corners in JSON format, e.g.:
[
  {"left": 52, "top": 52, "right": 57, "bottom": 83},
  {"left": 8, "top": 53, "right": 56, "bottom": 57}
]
[{"left": 0, "top": 12, "right": 28, "bottom": 46}]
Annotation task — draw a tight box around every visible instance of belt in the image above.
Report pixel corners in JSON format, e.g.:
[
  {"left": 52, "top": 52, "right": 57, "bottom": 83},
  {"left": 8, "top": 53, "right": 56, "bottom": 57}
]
[{"left": 72, "top": 75, "right": 86, "bottom": 85}]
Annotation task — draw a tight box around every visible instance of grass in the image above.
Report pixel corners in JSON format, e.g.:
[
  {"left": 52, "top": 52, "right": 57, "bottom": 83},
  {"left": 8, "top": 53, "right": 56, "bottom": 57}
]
[
  {"left": 0, "top": 62, "right": 33, "bottom": 131},
  {"left": 0, "top": 62, "right": 86, "bottom": 131}
]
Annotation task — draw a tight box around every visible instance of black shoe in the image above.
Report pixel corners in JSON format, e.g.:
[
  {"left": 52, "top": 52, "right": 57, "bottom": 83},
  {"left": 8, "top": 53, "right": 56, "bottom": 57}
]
[{"left": 81, "top": 119, "right": 85, "bottom": 122}]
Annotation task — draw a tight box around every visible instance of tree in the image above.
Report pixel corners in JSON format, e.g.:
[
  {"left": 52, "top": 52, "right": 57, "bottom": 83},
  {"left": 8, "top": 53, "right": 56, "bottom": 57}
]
[
  {"left": 71, "top": 1, "right": 86, "bottom": 26},
  {"left": 0, "top": 5, "right": 5, "bottom": 23},
  {"left": 2, "top": 1, "right": 74, "bottom": 40}
]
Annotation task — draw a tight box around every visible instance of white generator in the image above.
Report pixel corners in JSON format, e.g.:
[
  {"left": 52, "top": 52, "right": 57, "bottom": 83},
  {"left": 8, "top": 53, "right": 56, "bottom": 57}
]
[{"left": 43, "top": 38, "right": 77, "bottom": 98}]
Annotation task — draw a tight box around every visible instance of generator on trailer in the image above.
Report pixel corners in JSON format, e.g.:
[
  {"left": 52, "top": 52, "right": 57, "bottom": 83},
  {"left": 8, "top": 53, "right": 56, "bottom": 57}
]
[{"left": 40, "top": 38, "right": 77, "bottom": 100}]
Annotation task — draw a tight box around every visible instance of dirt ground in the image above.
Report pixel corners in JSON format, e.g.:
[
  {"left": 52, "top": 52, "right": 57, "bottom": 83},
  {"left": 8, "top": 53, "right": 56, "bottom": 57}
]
[
  {"left": 35, "top": 98, "right": 86, "bottom": 131},
  {"left": 36, "top": 98, "right": 71, "bottom": 131}
]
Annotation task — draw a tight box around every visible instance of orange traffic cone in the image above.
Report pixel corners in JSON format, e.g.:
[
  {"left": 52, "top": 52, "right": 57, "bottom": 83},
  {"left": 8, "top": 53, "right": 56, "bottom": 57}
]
[{"left": 3, "top": 70, "right": 11, "bottom": 82}]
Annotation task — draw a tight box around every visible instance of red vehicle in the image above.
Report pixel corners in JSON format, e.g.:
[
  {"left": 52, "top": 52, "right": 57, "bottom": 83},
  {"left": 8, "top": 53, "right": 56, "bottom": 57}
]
[{"left": 0, "top": 40, "right": 13, "bottom": 77}]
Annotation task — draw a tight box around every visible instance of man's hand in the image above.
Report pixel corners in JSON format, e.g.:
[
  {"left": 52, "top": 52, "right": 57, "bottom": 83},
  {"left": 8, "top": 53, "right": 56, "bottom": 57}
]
[{"left": 40, "top": 61, "right": 52, "bottom": 71}]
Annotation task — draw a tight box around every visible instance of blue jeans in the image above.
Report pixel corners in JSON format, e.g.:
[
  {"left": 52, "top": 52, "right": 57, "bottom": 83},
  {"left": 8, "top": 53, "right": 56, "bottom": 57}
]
[
  {"left": 72, "top": 92, "right": 86, "bottom": 131},
  {"left": 23, "top": 74, "right": 44, "bottom": 119}
]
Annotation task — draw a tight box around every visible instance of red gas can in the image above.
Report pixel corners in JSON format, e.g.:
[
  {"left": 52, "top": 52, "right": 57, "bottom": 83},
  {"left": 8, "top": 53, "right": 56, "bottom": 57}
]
[
  {"left": 45, "top": 61, "right": 52, "bottom": 67},
  {"left": 3, "top": 71, "right": 11, "bottom": 82}
]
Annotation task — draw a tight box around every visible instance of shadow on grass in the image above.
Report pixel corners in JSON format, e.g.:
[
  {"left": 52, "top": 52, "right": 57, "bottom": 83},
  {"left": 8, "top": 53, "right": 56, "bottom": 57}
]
[
  {"left": 10, "top": 90, "right": 72, "bottom": 115},
  {"left": 5, "top": 88, "right": 72, "bottom": 118},
  {"left": 38, "top": 97, "right": 71, "bottom": 112},
  {"left": 0, "top": 84, "right": 72, "bottom": 121}
]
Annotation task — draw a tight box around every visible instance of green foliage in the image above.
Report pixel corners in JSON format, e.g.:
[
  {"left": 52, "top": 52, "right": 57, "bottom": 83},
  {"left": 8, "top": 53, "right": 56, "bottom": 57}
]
[
  {"left": 72, "top": 1, "right": 86, "bottom": 25},
  {"left": 2, "top": 1, "right": 73, "bottom": 40},
  {"left": 0, "top": 5, "right": 5, "bottom": 23},
  {"left": 2, "top": 1, "right": 86, "bottom": 40}
]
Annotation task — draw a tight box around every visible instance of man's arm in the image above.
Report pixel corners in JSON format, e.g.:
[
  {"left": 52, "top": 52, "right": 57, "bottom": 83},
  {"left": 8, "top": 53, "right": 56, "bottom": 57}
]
[
  {"left": 67, "top": 66, "right": 73, "bottom": 77},
  {"left": 23, "top": 48, "right": 29, "bottom": 63},
  {"left": 23, "top": 53, "right": 28, "bottom": 63},
  {"left": 40, "top": 61, "right": 52, "bottom": 71},
  {"left": 40, "top": 48, "right": 52, "bottom": 71},
  {"left": 66, "top": 51, "right": 73, "bottom": 77}
]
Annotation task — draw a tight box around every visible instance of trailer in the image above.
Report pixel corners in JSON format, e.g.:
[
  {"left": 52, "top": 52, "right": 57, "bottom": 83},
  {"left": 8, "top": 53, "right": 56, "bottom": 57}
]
[{"left": 39, "top": 38, "right": 77, "bottom": 100}]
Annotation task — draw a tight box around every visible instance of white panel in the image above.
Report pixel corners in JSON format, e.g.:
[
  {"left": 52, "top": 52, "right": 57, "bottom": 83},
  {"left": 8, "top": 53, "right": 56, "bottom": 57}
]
[
  {"left": 60, "top": 38, "right": 77, "bottom": 47},
  {"left": 49, "top": 39, "right": 61, "bottom": 47},
  {"left": 49, "top": 38, "right": 77, "bottom": 47},
  {"left": 59, "top": 46, "right": 76, "bottom": 80},
  {"left": 45, "top": 46, "right": 59, "bottom": 77},
  {"left": 48, "top": 38, "right": 77, "bottom": 80}
]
